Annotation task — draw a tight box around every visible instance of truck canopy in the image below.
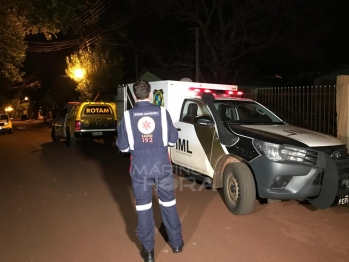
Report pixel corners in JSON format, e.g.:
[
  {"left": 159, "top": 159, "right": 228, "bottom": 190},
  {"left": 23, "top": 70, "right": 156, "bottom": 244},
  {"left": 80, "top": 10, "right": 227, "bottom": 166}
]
[{"left": 117, "top": 80, "right": 238, "bottom": 121}]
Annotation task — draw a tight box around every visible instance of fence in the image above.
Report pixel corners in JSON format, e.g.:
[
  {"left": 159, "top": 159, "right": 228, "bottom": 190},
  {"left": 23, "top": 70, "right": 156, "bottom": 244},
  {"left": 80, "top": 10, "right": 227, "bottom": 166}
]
[{"left": 240, "top": 85, "right": 337, "bottom": 137}]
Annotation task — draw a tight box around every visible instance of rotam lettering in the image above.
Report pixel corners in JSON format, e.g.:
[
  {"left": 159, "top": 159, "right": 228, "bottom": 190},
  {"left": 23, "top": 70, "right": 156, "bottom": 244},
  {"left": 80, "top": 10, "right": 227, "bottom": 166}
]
[{"left": 85, "top": 107, "right": 111, "bottom": 114}]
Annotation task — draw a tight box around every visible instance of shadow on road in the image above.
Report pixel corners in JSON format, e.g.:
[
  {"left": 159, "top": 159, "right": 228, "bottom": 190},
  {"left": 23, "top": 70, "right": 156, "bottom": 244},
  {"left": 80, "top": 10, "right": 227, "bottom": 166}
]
[
  {"left": 76, "top": 142, "right": 141, "bottom": 247},
  {"left": 39, "top": 140, "right": 139, "bottom": 248},
  {"left": 40, "top": 140, "right": 217, "bottom": 258}
]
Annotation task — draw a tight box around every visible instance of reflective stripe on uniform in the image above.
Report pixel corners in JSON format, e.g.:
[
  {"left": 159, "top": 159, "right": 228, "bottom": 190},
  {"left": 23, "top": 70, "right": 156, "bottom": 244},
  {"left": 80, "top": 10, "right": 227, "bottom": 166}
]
[
  {"left": 136, "top": 202, "right": 152, "bottom": 211},
  {"left": 124, "top": 111, "right": 135, "bottom": 150},
  {"left": 159, "top": 199, "right": 176, "bottom": 207},
  {"left": 168, "top": 142, "right": 175, "bottom": 147},
  {"left": 121, "top": 147, "right": 130, "bottom": 152},
  {"left": 160, "top": 107, "right": 168, "bottom": 147}
]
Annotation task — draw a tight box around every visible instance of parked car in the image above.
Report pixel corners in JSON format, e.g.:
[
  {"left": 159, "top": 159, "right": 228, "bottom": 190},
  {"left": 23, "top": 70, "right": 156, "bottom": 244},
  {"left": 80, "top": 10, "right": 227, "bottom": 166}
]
[
  {"left": 51, "top": 101, "right": 117, "bottom": 147},
  {"left": 0, "top": 114, "right": 13, "bottom": 134}
]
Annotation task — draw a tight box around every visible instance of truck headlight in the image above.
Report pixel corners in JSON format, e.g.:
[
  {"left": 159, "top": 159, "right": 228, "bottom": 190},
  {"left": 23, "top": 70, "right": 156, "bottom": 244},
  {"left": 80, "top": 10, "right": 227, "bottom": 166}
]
[{"left": 253, "top": 139, "right": 307, "bottom": 162}]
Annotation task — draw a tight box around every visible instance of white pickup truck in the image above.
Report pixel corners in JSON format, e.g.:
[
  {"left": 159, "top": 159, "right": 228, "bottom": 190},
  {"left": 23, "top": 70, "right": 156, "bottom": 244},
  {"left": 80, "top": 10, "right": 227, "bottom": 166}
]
[{"left": 117, "top": 80, "right": 349, "bottom": 215}]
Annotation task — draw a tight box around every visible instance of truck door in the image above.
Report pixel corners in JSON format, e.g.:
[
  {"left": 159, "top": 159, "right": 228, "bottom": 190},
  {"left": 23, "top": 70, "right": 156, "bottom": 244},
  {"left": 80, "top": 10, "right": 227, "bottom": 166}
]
[
  {"left": 55, "top": 107, "right": 69, "bottom": 138},
  {"left": 170, "top": 99, "right": 215, "bottom": 177}
]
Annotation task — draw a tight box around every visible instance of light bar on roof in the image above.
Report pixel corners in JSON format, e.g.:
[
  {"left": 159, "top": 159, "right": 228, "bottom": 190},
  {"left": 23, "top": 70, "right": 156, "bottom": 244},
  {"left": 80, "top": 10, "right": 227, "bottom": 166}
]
[{"left": 189, "top": 87, "right": 243, "bottom": 97}]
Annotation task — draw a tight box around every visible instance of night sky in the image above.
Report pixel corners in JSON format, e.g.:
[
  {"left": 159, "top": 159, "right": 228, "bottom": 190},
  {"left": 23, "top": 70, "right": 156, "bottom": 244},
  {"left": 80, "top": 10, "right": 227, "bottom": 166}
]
[{"left": 14, "top": 0, "right": 349, "bottom": 87}]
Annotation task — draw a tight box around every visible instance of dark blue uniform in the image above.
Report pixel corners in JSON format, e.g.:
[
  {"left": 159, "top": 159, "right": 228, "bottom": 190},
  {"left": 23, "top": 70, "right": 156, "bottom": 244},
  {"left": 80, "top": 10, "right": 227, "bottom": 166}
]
[{"left": 116, "top": 101, "right": 183, "bottom": 251}]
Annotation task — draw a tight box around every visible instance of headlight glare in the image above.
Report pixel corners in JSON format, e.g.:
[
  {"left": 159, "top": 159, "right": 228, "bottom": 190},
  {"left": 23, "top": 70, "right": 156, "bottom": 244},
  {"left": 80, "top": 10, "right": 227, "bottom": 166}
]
[
  {"left": 252, "top": 140, "right": 282, "bottom": 161},
  {"left": 253, "top": 140, "right": 308, "bottom": 163}
]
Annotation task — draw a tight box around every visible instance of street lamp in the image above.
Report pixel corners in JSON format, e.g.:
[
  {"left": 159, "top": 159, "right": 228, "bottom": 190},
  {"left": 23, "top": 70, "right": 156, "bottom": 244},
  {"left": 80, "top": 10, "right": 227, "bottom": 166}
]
[
  {"left": 5, "top": 106, "right": 13, "bottom": 113},
  {"left": 73, "top": 68, "right": 85, "bottom": 81}
]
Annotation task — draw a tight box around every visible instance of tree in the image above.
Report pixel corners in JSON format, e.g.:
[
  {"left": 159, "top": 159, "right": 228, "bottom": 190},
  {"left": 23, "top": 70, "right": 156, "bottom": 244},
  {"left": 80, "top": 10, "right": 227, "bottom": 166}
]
[
  {"left": 0, "top": 0, "right": 86, "bottom": 82},
  {"left": 133, "top": 0, "right": 284, "bottom": 83},
  {"left": 133, "top": 0, "right": 334, "bottom": 83},
  {"left": 65, "top": 38, "right": 124, "bottom": 101}
]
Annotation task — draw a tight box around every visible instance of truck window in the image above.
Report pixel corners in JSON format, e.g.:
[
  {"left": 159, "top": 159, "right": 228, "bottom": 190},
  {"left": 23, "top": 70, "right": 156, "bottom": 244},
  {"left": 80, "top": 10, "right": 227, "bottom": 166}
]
[
  {"left": 69, "top": 105, "right": 79, "bottom": 116},
  {"left": 214, "top": 100, "right": 283, "bottom": 124},
  {"left": 58, "top": 108, "right": 68, "bottom": 118},
  {"left": 0, "top": 115, "right": 9, "bottom": 120},
  {"left": 181, "top": 100, "right": 210, "bottom": 123}
]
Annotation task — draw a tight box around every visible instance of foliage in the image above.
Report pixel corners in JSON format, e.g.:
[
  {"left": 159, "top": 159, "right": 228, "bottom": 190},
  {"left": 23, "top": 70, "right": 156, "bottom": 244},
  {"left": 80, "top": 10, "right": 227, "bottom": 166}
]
[
  {"left": 0, "top": 0, "right": 86, "bottom": 82},
  {"left": 65, "top": 39, "right": 124, "bottom": 101}
]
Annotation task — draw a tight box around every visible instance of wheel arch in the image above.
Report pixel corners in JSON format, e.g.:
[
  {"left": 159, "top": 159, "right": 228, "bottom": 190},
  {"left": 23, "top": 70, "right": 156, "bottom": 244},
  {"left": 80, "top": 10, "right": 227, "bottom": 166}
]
[{"left": 212, "top": 154, "right": 256, "bottom": 189}]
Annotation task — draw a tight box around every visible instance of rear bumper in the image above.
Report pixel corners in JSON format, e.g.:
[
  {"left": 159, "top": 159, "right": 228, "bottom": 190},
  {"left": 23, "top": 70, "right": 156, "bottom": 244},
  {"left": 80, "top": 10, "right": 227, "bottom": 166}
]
[{"left": 74, "top": 130, "right": 117, "bottom": 139}]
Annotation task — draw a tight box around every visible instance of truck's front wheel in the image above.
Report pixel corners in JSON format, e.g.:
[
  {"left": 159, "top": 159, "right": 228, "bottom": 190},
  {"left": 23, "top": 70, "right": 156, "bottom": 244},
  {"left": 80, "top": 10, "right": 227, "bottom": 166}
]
[{"left": 223, "top": 163, "right": 256, "bottom": 215}]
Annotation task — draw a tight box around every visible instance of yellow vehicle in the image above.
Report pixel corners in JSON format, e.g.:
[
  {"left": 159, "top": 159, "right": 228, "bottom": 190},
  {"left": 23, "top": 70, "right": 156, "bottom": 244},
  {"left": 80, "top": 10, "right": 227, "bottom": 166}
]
[
  {"left": 51, "top": 101, "right": 117, "bottom": 147},
  {"left": 0, "top": 114, "right": 13, "bottom": 134}
]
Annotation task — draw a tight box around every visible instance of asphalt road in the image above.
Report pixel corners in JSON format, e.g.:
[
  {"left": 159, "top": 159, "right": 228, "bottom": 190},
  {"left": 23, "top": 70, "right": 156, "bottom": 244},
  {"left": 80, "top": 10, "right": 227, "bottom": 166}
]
[{"left": 0, "top": 121, "right": 348, "bottom": 262}]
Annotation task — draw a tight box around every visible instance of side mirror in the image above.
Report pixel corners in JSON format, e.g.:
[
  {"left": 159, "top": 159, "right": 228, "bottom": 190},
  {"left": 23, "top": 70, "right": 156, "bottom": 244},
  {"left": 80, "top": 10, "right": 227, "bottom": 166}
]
[{"left": 194, "top": 115, "right": 214, "bottom": 126}]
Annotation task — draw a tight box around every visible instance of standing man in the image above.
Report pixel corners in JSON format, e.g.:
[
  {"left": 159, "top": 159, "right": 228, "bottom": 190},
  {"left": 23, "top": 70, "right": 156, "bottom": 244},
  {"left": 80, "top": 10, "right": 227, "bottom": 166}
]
[{"left": 116, "top": 80, "right": 183, "bottom": 262}]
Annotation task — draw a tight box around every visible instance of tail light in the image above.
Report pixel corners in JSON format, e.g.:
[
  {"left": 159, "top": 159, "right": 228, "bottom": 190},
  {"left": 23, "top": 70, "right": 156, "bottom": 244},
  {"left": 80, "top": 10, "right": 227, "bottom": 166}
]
[{"left": 75, "top": 120, "right": 81, "bottom": 130}]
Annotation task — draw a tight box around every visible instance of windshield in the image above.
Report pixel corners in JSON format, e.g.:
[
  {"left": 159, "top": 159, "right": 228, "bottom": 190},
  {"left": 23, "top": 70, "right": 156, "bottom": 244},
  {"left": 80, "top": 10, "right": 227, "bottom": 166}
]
[
  {"left": 0, "top": 115, "right": 9, "bottom": 121},
  {"left": 213, "top": 100, "right": 284, "bottom": 125}
]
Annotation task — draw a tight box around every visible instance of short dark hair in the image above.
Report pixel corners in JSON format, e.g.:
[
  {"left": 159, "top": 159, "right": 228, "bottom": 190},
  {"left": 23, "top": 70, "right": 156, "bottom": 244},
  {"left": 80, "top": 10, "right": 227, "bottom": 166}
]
[{"left": 133, "top": 80, "right": 151, "bottom": 100}]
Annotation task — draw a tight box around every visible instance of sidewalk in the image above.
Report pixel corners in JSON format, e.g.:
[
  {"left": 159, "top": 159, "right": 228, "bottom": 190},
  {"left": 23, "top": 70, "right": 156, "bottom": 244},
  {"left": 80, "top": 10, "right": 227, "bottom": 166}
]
[{"left": 25, "top": 118, "right": 54, "bottom": 128}]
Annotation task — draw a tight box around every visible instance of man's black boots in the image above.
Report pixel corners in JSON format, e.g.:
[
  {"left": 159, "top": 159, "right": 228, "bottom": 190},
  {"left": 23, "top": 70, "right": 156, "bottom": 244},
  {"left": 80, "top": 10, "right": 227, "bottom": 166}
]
[
  {"left": 140, "top": 246, "right": 155, "bottom": 262},
  {"left": 172, "top": 241, "right": 184, "bottom": 253}
]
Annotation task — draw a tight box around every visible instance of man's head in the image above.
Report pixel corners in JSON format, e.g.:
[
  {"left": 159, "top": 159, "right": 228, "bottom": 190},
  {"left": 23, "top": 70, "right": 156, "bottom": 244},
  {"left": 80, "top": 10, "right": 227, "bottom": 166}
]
[{"left": 133, "top": 80, "right": 151, "bottom": 100}]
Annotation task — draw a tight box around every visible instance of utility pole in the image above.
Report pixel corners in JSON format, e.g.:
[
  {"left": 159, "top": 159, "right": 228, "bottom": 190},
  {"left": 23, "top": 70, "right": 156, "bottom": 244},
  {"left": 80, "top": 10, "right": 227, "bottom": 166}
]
[
  {"left": 195, "top": 28, "right": 200, "bottom": 82},
  {"left": 135, "top": 53, "right": 139, "bottom": 80}
]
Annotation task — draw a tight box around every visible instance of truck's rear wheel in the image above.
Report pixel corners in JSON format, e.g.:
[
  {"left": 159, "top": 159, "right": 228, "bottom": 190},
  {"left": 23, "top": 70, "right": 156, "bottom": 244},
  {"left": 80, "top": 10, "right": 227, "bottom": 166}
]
[
  {"left": 51, "top": 127, "right": 59, "bottom": 142},
  {"left": 65, "top": 129, "right": 76, "bottom": 148},
  {"left": 223, "top": 162, "right": 256, "bottom": 215}
]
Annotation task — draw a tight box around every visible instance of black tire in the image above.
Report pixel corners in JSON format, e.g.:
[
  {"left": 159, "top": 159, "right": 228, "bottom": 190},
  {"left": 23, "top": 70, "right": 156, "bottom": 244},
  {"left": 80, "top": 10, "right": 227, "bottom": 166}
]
[
  {"left": 223, "top": 162, "right": 256, "bottom": 215},
  {"left": 51, "top": 127, "right": 59, "bottom": 142},
  {"left": 8, "top": 128, "right": 12, "bottom": 134},
  {"left": 103, "top": 137, "right": 114, "bottom": 145},
  {"left": 65, "top": 129, "right": 76, "bottom": 148}
]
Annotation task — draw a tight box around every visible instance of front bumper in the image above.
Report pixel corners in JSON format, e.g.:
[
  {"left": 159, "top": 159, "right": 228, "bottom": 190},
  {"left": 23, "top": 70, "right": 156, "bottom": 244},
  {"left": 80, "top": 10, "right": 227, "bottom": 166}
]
[
  {"left": 250, "top": 153, "right": 349, "bottom": 201},
  {"left": 250, "top": 156, "right": 323, "bottom": 199},
  {"left": 335, "top": 159, "right": 349, "bottom": 196},
  {"left": 0, "top": 126, "right": 11, "bottom": 132}
]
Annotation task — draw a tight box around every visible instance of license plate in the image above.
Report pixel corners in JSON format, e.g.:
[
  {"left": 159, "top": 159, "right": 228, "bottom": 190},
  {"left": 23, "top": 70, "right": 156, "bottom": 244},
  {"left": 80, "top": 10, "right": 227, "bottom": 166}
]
[
  {"left": 92, "top": 132, "right": 103, "bottom": 136},
  {"left": 338, "top": 195, "right": 349, "bottom": 205}
]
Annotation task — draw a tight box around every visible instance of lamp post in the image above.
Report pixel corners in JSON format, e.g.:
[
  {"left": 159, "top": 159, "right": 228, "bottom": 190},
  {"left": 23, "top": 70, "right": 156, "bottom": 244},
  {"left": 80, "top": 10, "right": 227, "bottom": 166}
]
[{"left": 23, "top": 97, "right": 30, "bottom": 119}]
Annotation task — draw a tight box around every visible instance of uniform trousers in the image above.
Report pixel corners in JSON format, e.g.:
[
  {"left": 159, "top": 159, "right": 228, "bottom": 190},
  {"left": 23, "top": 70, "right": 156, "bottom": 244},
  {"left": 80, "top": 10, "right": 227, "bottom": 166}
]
[{"left": 131, "top": 170, "right": 183, "bottom": 251}]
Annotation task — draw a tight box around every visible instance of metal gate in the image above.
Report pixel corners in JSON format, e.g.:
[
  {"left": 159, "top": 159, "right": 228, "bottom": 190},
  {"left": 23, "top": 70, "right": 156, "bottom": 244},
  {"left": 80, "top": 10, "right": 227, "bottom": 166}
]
[{"left": 241, "top": 86, "right": 337, "bottom": 137}]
